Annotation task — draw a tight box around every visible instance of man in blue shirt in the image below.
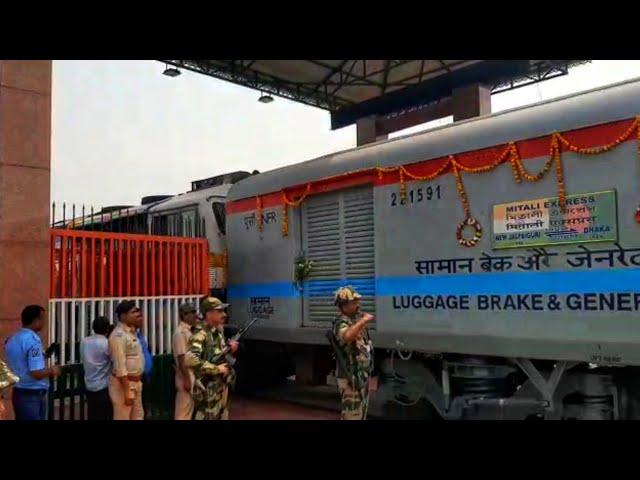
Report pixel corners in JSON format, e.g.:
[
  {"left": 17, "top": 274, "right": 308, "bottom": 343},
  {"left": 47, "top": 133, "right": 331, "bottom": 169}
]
[
  {"left": 80, "top": 316, "right": 113, "bottom": 420},
  {"left": 136, "top": 328, "right": 153, "bottom": 380},
  {"left": 136, "top": 326, "right": 153, "bottom": 419},
  {"left": 5, "top": 305, "right": 62, "bottom": 420}
]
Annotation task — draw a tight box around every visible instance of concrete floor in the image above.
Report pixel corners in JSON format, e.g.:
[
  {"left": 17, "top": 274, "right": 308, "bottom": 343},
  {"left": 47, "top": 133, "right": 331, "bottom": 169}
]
[
  {"left": 230, "top": 395, "right": 339, "bottom": 420},
  {"left": 1, "top": 383, "right": 343, "bottom": 420}
]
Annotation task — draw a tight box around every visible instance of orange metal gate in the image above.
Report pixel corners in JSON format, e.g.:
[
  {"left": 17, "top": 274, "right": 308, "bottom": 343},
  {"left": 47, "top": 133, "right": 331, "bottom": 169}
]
[{"left": 50, "top": 229, "right": 209, "bottom": 299}]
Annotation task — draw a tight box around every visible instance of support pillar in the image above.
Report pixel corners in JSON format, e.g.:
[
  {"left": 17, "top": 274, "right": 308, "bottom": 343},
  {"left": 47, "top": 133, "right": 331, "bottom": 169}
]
[
  {"left": 452, "top": 83, "right": 492, "bottom": 122},
  {"left": 355, "top": 83, "right": 491, "bottom": 146},
  {"left": 0, "top": 61, "right": 52, "bottom": 418},
  {"left": 356, "top": 115, "right": 388, "bottom": 146}
]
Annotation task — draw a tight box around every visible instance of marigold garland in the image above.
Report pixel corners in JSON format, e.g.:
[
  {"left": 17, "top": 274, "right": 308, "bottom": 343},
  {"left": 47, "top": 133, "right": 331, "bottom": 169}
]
[
  {"left": 282, "top": 204, "right": 289, "bottom": 237},
  {"left": 252, "top": 116, "right": 640, "bottom": 247},
  {"left": 637, "top": 119, "right": 640, "bottom": 157},
  {"left": 399, "top": 169, "right": 407, "bottom": 204},
  {"left": 556, "top": 117, "right": 639, "bottom": 155},
  {"left": 281, "top": 184, "right": 312, "bottom": 236},
  {"left": 510, "top": 141, "right": 553, "bottom": 183},
  {"left": 456, "top": 216, "right": 483, "bottom": 248},
  {"left": 402, "top": 160, "right": 451, "bottom": 181},
  {"left": 256, "top": 196, "right": 263, "bottom": 233},
  {"left": 552, "top": 134, "right": 566, "bottom": 209},
  {"left": 283, "top": 184, "right": 312, "bottom": 207}
]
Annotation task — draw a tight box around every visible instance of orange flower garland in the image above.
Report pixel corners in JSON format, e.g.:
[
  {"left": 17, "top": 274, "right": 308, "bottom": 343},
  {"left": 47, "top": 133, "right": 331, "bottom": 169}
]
[
  {"left": 451, "top": 161, "right": 483, "bottom": 247},
  {"left": 556, "top": 117, "right": 639, "bottom": 155},
  {"left": 256, "top": 196, "right": 263, "bottom": 233},
  {"left": 401, "top": 160, "right": 450, "bottom": 181},
  {"left": 510, "top": 141, "right": 554, "bottom": 183},
  {"left": 552, "top": 134, "right": 566, "bottom": 209},
  {"left": 281, "top": 184, "right": 312, "bottom": 236},
  {"left": 399, "top": 168, "right": 407, "bottom": 204},
  {"left": 251, "top": 117, "right": 640, "bottom": 247},
  {"left": 281, "top": 202, "right": 289, "bottom": 237}
]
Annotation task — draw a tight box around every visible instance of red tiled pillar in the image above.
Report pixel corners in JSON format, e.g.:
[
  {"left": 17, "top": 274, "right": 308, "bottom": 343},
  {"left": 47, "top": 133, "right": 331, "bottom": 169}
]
[{"left": 0, "top": 61, "right": 52, "bottom": 420}]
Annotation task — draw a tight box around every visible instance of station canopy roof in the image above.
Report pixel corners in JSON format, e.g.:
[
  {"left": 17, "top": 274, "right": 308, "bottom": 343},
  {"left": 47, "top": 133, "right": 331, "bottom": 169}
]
[{"left": 161, "top": 60, "right": 588, "bottom": 129}]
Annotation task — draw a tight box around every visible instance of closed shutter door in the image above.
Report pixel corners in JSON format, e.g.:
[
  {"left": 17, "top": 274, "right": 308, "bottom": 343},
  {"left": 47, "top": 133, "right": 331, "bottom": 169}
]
[
  {"left": 343, "top": 188, "right": 375, "bottom": 317},
  {"left": 302, "top": 186, "right": 375, "bottom": 326},
  {"left": 303, "top": 196, "right": 341, "bottom": 325}
]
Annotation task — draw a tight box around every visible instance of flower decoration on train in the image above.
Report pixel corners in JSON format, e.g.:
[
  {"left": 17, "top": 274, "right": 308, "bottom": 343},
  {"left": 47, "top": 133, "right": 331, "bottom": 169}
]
[
  {"left": 281, "top": 184, "right": 312, "bottom": 237},
  {"left": 456, "top": 216, "right": 482, "bottom": 248},
  {"left": 255, "top": 196, "right": 264, "bottom": 233},
  {"left": 250, "top": 116, "right": 640, "bottom": 248},
  {"left": 294, "top": 253, "right": 313, "bottom": 289}
]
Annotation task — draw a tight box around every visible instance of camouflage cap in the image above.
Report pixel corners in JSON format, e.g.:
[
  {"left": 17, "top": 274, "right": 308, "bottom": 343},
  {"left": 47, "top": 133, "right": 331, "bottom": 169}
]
[
  {"left": 334, "top": 286, "right": 362, "bottom": 306},
  {"left": 179, "top": 302, "right": 197, "bottom": 315},
  {"left": 200, "top": 297, "right": 229, "bottom": 313}
]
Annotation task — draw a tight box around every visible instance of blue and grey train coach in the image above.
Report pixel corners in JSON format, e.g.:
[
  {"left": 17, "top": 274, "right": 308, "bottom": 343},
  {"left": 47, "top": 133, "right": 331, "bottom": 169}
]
[{"left": 224, "top": 78, "right": 640, "bottom": 420}]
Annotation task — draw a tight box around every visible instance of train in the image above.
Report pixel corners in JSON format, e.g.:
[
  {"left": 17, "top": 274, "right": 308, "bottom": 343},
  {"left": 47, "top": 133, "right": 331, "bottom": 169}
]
[{"left": 62, "top": 77, "right": 640, "bottom": 419}]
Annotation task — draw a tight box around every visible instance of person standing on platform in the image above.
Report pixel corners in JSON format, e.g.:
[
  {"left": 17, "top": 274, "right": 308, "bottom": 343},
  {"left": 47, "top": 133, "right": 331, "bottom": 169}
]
[
  {"left": 173, "top": 302, "right": 198, "bottom": 420},
  {"left": 185, "top": 297, "right": 238, "bottom": 420},
  {"left": 80, "top": 316, "right": 113, "bottom": 420},
  {"left": 137, "top": 328, "right": 153, "bottom": 382},
  {"left": 329, "top": 287, "right": 374, "bottom": 421},
  {"left": 108, "top": 301, "right": 145, "bottom": 420},
  {"left": 136, "top": 324, "right": 153, "bottom": 419},
  {"left": 5, "top": 305, "right": 62, "bottom": 420}
]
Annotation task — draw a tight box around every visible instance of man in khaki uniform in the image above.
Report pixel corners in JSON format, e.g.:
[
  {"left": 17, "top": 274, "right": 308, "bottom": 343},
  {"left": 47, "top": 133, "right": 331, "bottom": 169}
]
[
  {"left": 108, "top": 300, "right": 145, "bottom": 420},
  {"left": 173, "top": 302, "right": 198, "bottom": 420}
]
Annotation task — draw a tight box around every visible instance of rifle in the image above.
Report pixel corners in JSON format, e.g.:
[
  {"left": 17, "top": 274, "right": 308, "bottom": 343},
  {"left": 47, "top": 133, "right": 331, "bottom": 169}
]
[
  {"left": 194, "top": 317, "right": 260, "bottom": 392},
  {"left": 326, "top": 329, "right": 362, "bottom": 391},
  {"left": 212, "top": 316, "right": 261, "bottom": 367}
]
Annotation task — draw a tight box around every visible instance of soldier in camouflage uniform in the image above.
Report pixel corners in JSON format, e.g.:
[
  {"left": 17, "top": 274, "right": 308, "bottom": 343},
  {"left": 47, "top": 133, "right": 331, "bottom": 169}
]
[
  {"left": 331, "top": 286, "right": 375, "bottom": 420},
  {"left": 184, "top": 297, "right": 239, "bottom": 420}
]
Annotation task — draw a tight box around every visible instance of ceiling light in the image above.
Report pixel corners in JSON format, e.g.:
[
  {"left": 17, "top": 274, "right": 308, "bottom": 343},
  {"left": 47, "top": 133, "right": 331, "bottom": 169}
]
[{"left": 163, "top": 66, "right": 181, "bottom": 77}]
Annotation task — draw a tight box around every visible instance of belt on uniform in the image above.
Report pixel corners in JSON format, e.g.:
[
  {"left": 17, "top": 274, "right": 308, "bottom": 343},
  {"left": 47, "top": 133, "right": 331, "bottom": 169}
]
[{"left": 112, "top": 374, "right": 143, "bottom": 382}]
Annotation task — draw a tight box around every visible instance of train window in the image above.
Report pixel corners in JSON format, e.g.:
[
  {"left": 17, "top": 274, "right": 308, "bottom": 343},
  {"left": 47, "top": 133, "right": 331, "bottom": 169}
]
[
  {"left": 151, "top": 215, "right": 169, "bottom": 235},
  {"left": 212, "top": 202, "right": 226, "bottom": 235},
  {"left": 180, "top": 209, "right": 197, "bottom": 237},
  {"left": 151, "top": 207, "right": 202, "bottom": 237}
]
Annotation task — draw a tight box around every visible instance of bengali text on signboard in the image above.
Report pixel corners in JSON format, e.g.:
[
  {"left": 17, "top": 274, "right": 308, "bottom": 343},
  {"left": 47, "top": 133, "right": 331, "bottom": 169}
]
[{"left": 492, "top": 191, "right": 617, "bottom": 249}]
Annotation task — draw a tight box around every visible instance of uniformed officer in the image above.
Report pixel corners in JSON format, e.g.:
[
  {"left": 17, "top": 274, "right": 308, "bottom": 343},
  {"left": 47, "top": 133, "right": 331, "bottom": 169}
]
[
  {"left": 184, "top": 297, "right": 238, "bottom": 420},
  {"left": 172, "top": 301, "right": 198, "bottom": 420},
  {"left": 108, "top": 300, "right": 145, "bottom": 420},
  {"left": 330, "top": 286, "right": 375, "bottom": 420},
  {"left": 5, "top": 305, "right": 62, "bottom": 420}
]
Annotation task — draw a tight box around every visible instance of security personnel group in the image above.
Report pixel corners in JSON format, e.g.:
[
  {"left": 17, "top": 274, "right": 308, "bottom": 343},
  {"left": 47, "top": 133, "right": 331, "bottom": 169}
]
[{"left": 0, "top": 285, "right": 374, "bottom": 421}]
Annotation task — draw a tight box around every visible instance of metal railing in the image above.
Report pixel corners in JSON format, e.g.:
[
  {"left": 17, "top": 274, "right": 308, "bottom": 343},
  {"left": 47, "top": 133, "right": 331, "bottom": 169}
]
[
  {"left": 47, "top": 354, "right": 176, "bottom": 420},
  {"left": 48, "top": 295, "right": 202, "bottom": 365}
]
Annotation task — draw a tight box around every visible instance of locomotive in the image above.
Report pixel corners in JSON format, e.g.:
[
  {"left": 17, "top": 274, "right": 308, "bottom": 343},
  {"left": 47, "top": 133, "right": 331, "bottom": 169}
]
[{"left": 65, "top": 78, "right": 640, "bottom": 419}]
